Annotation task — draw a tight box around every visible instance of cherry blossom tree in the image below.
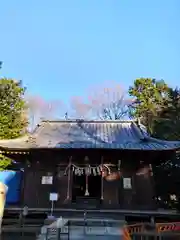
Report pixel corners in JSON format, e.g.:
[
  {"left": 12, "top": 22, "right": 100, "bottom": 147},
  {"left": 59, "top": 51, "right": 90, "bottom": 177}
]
[
  {"left": 70, "top": 81, "right": 132, "bottom": 120},
  {"left": 26, "top": 95, "right": 64, "bottom": 131}
]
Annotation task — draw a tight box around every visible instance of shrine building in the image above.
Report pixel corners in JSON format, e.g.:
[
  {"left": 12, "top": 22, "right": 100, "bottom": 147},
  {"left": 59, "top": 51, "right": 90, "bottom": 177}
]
[{"left": 0, "top": 119, "right": 180, "bottom": 213}]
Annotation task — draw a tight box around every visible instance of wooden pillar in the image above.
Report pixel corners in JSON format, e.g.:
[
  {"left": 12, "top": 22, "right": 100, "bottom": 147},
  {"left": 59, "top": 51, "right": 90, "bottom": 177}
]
[
  {"left": 121, "top": 175, "right": 134, "bottom": 209},
  {"left": 84, "top": 156, "right": 90, "bottom": 196},
  {"left": 102, "top": 159, "right": 120, "bottom": 207},
  {"left": 134, "top": 164, "right": 155, "bottom": 210},
  {"left": 65, "top": 156, "right": 72, "bottom": 203},
  {"left": 55, "top": 163, "right": 72, "bottom": 207},
  {"left": 101, "top": 156, "right": 104, "bottom": 201},
  {"left": 119, "top": 160, "right": 135, "bottom": 209},
  {"left": 20, "top": 160, "right": 28, "bottom": 207}
]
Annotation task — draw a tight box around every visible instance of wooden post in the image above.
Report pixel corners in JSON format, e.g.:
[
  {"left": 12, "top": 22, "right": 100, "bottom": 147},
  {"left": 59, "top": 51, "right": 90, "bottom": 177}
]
[
  {"left": 84, "top": 165, "right": 90, "bottom": 196},
  {"left": 0, "top": 182, "right": 8, "bottom": 235},
  {"left": 84, "top": 156, "right": 90, "bottom": 196},
  {"left": 118, "top": 160, "right": 121, "bottom": 171},
  {"left": 101, "top": 156, "right": 104, "bottom": 200},
  {"left": 66, "top": 156, "right": 72, "bottom": 200}
]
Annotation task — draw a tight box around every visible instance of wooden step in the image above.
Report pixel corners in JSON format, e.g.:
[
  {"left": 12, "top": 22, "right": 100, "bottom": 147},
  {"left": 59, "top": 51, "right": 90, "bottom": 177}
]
[{"left": 75, "top": 197, "right": 101, "bottom": 209}]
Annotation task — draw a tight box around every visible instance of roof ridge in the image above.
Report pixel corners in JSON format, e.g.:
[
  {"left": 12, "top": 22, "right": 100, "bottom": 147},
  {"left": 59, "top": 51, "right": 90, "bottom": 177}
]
[
  {"left": 134, "top": 120, "right": 149, "bottom": 140},
  {"left": 40, "top": 119, "right": 135, "bottom": 123}
]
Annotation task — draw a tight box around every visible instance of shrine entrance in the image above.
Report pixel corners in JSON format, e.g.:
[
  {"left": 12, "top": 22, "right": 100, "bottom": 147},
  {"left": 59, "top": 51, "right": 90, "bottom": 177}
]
[
  {"left": 72, "top": 174, "right": 101, "bottom": 202},
  {"left": 67, "top": 162, "right": 112, "bottom": 205}
]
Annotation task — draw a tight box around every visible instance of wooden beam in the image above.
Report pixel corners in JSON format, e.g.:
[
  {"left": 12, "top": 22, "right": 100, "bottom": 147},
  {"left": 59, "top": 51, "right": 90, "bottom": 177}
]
[{"left": 0, "top": 150, "right": 29, "bottom": 155}]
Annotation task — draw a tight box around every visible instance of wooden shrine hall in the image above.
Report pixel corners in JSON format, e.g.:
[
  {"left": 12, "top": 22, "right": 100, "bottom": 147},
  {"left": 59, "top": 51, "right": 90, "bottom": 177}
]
[{"left": 0, "top": 119, "right": 180, "bottom": 212}]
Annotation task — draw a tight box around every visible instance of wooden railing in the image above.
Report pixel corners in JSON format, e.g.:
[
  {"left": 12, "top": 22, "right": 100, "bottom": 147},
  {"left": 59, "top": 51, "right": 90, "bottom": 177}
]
[
  {"left": 123, "top": 221, "right": 180, "bottom": 239},
  {"left": 2, "top": 217, "right": 180, "bottom": 239}
]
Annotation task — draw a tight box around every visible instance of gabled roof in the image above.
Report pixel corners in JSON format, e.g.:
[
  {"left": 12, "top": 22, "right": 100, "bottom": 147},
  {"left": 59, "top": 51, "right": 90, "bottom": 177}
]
[{"left": 0, "top": 120, "right": 180, "bottom": 152}]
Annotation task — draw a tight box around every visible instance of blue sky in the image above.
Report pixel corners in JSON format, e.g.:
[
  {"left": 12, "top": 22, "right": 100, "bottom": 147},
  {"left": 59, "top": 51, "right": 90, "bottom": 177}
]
[{"left": 0, "top": 0, "right": 179, "bottom": 104}]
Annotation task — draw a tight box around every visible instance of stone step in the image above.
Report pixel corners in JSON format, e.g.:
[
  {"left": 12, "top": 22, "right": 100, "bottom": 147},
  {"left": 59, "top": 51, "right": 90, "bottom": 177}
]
[
  {"left": 38, "top": 223, "right": 123, "bottom": 239},
  {"left": 37, "top": 216, "right": 125, "bottom": 240}
]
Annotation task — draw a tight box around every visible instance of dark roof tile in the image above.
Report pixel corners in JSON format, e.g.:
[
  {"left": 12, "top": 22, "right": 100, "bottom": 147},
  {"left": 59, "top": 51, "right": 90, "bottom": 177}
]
[{"left": 0, "top": 120, "right": 180, "bottom": 151}]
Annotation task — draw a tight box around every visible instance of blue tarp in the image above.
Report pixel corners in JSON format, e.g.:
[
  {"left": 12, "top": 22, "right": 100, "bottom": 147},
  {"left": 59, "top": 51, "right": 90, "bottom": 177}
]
[{"left": 0, "top": 171, "right": 22, "bottom": 204}]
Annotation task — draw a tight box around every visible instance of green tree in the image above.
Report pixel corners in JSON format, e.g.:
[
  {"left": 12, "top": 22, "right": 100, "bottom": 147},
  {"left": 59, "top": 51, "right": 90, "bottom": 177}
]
[
  {"left": 149, "top": 88, "right": 180, "bottom": 210},
  {"left": 0, "top": 78, "right": 28, "bottom": 169},
  {"left": 153, "top": 88, "right": 180, "bottom": 140},
  {"left": 153, "top": 153, "right": 180, "bottom": 210},
  {"left": 0, "top": 155, "right": 11, "bottom": 170},
  {"left": 0, "top": 78, "right": 28, "bottom": 139},
  {"left": 129, "top": 78, "right": 169, "bottom": 134},
  {"left": 129, "top": 78, "right": 180, "bottom": 210}
]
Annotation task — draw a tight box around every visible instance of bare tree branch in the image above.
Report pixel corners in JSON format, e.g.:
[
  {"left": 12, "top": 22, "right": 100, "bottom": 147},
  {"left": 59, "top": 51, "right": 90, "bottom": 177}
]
[
  {"left": 26, "top": 95, "right": 64, "bottom": 131},
  {"left": 70, "top": 81, "right": 132, "bottom": 120}
]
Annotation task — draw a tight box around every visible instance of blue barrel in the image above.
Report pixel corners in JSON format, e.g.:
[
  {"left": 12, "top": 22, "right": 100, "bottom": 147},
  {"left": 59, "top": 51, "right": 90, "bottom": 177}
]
[{"left": 0, "top": 170, "right": 22, "bottom": 204}]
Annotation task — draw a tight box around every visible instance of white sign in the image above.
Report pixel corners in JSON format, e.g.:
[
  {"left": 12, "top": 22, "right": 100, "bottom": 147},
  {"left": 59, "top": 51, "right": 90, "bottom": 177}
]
[
  {"left": 49, "top": 193, "right": 58, "bottom": 201},
  {"left": 123, "top": 178, "right": 132, "bottom": 189},
  {"left": 41, "top": 176, "right": 53, "bottom": 185}
]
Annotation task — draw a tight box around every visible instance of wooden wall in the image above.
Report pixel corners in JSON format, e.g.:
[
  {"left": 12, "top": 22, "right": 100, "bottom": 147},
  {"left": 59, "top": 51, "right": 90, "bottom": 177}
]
[
  {"left": 21, "top": 149, "right": 156, "bottom": 210},
  {"left": 23, "top": 166, "right": 71, "bottom": 208}
]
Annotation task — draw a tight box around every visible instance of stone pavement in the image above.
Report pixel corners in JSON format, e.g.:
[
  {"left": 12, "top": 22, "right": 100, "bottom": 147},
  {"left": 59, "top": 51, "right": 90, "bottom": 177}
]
[{"left": 38, "top": 216, "right": 125, "bottom": 239}]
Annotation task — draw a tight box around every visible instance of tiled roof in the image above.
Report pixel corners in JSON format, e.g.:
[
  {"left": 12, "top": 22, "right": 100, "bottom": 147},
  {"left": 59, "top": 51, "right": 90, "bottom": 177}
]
[{"left": 0, "top": 120, "right": 180, "bottom": 151}]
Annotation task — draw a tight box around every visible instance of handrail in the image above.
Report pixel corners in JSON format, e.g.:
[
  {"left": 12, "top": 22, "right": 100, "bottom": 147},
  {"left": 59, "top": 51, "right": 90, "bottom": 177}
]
[
  {"left": 122, "top": 226, "right": 131, "bottom": 240},
  {"left": 125, "top": 221, "right": 180, "bottom": 238},
  {"left": 156, "top": 221, "right": 180, "bottom": 233}
]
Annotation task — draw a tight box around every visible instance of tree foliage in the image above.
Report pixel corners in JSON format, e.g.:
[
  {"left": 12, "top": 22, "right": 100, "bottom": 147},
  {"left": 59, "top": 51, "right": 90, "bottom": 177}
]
[
  {"left": 0, "top": 155, "right": 11, "bottom": 170},
  {"left": 151, "top": 88, "right": 180, "bottom": 210},
  {"left": 0, "top": 78, "right": 28, "bottom": 139},
  {"left": 153, "top": 88, "right": 180, "bottom": 140},
  {"left": 129, "top": 78, "right": 180, "bottom": 209},
  {"left": 152, "top": 152, "right": 180, "bottom": 209},
  {"left": 129, "top": 78, "right": 169, "bottom": 133},
  {"left": 0, "top": 78, "right": 28, "bottom": 169}
]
